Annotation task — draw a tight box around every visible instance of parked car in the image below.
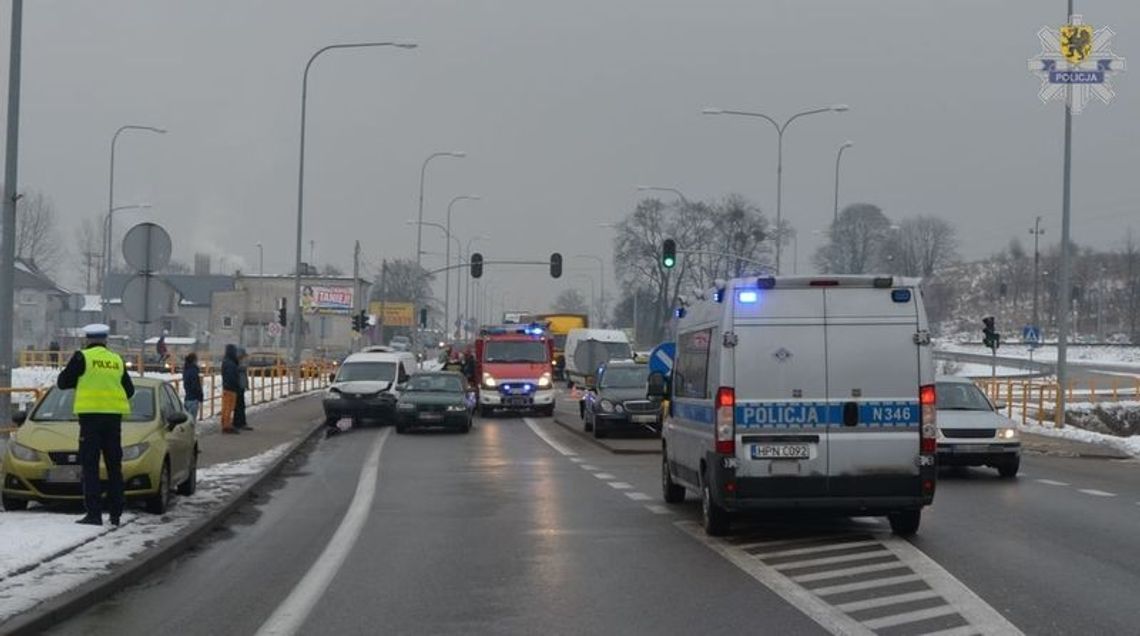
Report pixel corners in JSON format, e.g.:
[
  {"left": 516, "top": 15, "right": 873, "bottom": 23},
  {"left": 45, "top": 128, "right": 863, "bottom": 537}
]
[
  {"left": 582, "top": 360, "right": 661, "bottom": 438},
  {"left": 935, "top": 375, "right": 1021, "bottom": 477},
  {"left": 1, "top": 377, "right": 199, "bottom": 514},
  {"left": 396, "top": 372, "right": 475, "bottom": 434},
  {"left": 389, "top": 335, "right": 412, "bottom": 352}
]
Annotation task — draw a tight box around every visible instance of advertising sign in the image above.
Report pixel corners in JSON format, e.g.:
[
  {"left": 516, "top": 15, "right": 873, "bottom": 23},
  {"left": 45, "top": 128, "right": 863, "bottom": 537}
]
[
  {"left": 301, "top": 286, "right": 354, "bottom": 314},
  {"left": 369, "top": 301, "right": 414, "bottom": 327}
]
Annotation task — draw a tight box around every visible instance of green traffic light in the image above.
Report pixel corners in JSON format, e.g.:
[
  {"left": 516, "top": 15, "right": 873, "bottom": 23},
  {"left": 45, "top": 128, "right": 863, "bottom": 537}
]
[{"left": 663, "top": 256, "right": 675, "bottom": 268}]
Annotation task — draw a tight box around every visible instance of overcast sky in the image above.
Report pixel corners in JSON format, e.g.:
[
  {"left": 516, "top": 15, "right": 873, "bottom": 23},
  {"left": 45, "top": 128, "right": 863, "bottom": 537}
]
[{"left": 2, "top": 0, "right": 1138, "bottom": 312}]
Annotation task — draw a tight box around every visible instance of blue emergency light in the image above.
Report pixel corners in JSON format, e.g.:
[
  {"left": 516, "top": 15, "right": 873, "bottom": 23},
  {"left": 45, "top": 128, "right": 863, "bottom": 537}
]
[{"left": 737, "top": 290, "right": 759, "bottom": 304}]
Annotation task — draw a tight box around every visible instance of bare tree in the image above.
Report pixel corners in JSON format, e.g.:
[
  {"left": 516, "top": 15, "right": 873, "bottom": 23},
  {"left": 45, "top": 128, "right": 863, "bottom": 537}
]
[
  {"left": 72, "top": 214, "right": 104, "bottom": 293},
  {"left": 814, "top": 203, "right": 892, "bottom": 274},
  {"left": 551, "top": 288, "right": 588, "bottom": 314},
  {"left": 371, "top": 258, "right": 435, "bottom": 304},
  {"left": 13, "top": 190, "right": 63, "bottom": 275},
  {"left": 885, "top": 215, "right": 959, "bottom": 278}
]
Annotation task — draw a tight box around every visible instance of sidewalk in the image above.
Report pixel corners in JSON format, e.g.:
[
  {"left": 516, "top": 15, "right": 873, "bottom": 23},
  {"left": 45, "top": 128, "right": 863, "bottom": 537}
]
[
  {"left": 1020, "top": 431, "right": 1132, "bottom": 459},
  {"left": 196, "top": 393, "right": 325, "bottom": 467}
]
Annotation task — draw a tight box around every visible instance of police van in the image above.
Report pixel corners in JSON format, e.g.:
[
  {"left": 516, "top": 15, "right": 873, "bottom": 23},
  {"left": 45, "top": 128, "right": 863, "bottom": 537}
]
[{"left": 654, "top": 276, "right": 937, "bottom": 536}]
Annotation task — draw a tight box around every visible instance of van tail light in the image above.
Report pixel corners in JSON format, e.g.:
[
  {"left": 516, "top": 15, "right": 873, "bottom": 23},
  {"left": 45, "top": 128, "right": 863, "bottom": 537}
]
[
  {"left": 715, "top": 387, "right": 735, "bottom": 455},
  {"left": 919, "top": 384, "right": 937, "bottom": 454}
]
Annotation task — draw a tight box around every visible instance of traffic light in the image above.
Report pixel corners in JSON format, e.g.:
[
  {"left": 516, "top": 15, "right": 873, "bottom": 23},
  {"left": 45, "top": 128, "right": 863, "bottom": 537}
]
[
  {"left": 550, "top": 252, "right": 562, "bottom": 279},
  {"left": 470, "top": 253, "right": 483, "bottom": 279},
  {"left": 277, "top": 298, "right": 287, "bottom": 327},
  {"left": 662, "top": 239, "right": 676, "bottom": 269},
  {"left": 982, "top": 316, "right": 1001, "bottom": 350},
  {"left": 351, "top": 310, "right": 367, "bottom": 333}
]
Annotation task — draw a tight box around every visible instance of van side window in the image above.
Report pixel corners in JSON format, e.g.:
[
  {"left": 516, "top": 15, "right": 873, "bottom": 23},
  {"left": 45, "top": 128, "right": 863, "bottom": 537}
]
[
  {"left": 398, "top": 363, "right": 410, "bottom": 384},
  {"left": 675, "top": 328, "right": 712, "bottom": 399}
]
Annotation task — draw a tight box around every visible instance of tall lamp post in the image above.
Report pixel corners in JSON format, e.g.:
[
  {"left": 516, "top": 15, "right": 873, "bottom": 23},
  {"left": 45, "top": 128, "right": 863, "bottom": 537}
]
[
  {"left": 100, "top": 203, "right": 152, "bottom": 318},
  {"left": 106, "top": 125, "right": 166, "bottom": 286},
  {"left": 256, "top": 241, "right": 264, "bottom": 277},
  {"left": 290, "top": 41, "right": 416, "bottom": 367},
  {"left": 1030, "top": 216, "right": 1045, "bottom": 333},
  {"left": 833, "top": 140, "right": 854, "bottom": 223},
  {"left": 575, "top": 254, "right": 606, "bottom": 326},
  {"left": 445, "top": 194, "right": 480, "bottom": 337},
  {"left": 415, "top": 152, "right": 465, "bottom": 268},
  {"left": 702, "top": 104, "right": 848, "bottom": 274},
  {"left": 463, "top": 234, "right": 489, "bottom": 335}
]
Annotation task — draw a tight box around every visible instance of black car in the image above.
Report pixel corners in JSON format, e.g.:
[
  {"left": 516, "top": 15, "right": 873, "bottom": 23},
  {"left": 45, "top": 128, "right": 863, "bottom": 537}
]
[
  {"left": 395, "top": 372, "right": 475, "bottom": 434},
  {"left": 581, "top": 360, "right": 661, "bottom": 438}
]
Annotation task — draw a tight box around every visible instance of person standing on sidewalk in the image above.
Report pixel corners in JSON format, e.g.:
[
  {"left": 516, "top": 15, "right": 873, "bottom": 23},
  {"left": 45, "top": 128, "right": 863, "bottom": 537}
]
[
  {"left": 182, "top": 352, "right": 204, "bottom": 420},
  {"left": 56, "top": 324, "right": 135, "bottom": 527},
  {"left": 233, "top": 347, "right": 253, "bottom": 431},
  {"left": 221, "top": 344, "right": 241, "bottom": 434}
]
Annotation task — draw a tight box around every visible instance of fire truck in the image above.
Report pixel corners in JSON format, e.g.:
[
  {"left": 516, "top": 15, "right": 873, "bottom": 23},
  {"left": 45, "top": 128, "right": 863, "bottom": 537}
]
[{"left": 474, "top": 324, "right": 556, "bottom": 417}]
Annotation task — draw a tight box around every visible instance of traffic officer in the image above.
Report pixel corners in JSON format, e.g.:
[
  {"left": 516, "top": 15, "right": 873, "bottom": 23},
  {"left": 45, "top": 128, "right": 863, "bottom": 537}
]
[{"left": 57, "top": 324, "right": 135, "bottom": 527}]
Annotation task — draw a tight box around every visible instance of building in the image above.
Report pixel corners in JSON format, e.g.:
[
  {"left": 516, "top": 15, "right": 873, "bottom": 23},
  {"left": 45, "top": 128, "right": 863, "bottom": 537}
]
[
  {"left": 102, "top": 272, "right": 236, "bottom": 350},
  {"left": 13, "top": 259, "right": 69, "bottom": 353}
]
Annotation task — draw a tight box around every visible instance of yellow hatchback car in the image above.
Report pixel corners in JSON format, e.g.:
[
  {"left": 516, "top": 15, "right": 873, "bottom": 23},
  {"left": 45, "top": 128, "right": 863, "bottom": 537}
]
[{"left": 1, "top": 377, "right": 199, "bottom": 514}]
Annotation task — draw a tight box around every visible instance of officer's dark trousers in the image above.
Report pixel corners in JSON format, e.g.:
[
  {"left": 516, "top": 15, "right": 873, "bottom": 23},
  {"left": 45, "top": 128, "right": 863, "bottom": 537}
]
[{"left": 78, "top": 415, "right": 124, "bottom": 518}]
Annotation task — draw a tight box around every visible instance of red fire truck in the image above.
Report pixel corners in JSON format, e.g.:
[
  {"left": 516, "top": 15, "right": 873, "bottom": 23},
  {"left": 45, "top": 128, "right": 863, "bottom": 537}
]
[{"left": 474, "top": 324, "right": 556, "bottom": 417}]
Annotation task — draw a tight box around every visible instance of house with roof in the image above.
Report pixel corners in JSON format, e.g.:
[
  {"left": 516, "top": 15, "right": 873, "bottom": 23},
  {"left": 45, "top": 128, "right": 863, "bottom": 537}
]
[
  {"left": 13, "top": 259, "right": 69, "bottom": 353},
  {"left": 102, "top": 272, "right": 236, "bottom": 349}
]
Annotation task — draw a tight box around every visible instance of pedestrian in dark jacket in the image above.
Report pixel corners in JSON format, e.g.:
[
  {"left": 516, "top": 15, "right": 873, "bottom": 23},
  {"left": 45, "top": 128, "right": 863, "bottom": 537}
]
[
  {"left": 221, "top": 344, "right": 241, "bottom": 434},
  {"left": 182, "top": 353, "right": 204, "bottom": 419},
  {"left": 233, "top": 347, "right": 252, "bottom": 431}
]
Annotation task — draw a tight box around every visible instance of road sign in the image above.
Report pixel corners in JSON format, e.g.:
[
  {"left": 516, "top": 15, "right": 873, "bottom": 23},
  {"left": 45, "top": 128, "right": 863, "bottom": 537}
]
[
  {"left": 649, "top": 342, "right": 675, "bottom": 376},
  {"left": 267, "top": 321, "right": 283, "bottom": 338},
  {"left": 121, "top": 274, "right": 172, "bottom": 324},
  {"left": 121, "top": 222, "right": 172, "bottom": 274}
]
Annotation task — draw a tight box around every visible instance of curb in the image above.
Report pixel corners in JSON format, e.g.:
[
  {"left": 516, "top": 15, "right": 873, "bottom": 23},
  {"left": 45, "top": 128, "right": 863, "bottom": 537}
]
[
  {"left": 0, "top": 412, "right": 328, "bottom": 635},
  {"left": 552, "top": 411, "right": 660, "bottom": 455}
]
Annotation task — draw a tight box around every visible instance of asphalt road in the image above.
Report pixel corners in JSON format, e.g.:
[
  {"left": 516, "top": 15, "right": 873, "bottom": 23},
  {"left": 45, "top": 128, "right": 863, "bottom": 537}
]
[{"left": 47, "top": 400, "right": 1140, "bottom": 636}]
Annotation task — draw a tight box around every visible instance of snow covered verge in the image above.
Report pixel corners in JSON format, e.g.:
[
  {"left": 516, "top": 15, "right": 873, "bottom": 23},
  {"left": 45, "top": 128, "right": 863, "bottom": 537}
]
[
  {"left": 1018, "top": 401, "right": 1140, "bottom": 457},
  {"left": 0, "top": 443, "right": 290, "bottom": 623},
  {"left": 937, "top": 342, "right": 1140, "bottom": 369}
]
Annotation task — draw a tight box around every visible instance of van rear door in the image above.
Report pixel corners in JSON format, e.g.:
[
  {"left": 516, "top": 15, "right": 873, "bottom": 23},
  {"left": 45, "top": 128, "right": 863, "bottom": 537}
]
[
  {"left": 824, "top": 286, "right": 922, "bottom": 498},
  {"left": 733, "top": 288, "right": 828, "bottom": 498}
]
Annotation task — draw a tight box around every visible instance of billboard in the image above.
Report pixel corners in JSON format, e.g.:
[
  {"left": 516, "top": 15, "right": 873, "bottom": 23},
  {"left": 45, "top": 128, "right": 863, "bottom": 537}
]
[
  {"left": 369, "top": 301, "right": 414, "bottom": 327},
  {"left": 301, "top": 286, "right": 354, "bottom": 314}
]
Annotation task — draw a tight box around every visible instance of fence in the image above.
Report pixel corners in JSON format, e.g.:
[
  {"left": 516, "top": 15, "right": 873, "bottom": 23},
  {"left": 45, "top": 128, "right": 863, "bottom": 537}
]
[
  {"left": 974, "top": 376, "right": 1140, "bottom": 428},
  {"left": 0, "top": 388, "right": 45, "bottom": 434}
]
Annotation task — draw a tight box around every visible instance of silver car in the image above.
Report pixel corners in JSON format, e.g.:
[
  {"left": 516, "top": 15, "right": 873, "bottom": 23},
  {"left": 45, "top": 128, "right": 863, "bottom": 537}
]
[{"left": 935, "top": 376, "right": 1021, "bottom": 478}]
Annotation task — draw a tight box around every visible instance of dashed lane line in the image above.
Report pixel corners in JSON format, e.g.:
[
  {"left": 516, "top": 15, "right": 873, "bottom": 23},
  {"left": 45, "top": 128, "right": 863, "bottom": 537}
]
[
  {"left": 607, "top": 482, "right": 633, "bottom": 490},
  {"left": 579, "top": 464, "right": 599, "bottom": 471},
  {"left": 593, "top": 473, "right": 616, "bottom": 480},
  {"left": 1078, "top": 489, "right": 1116, "bottom": 497},
  {"left": 625, "top": 492, "right": 652, "bottom": 501},
  {"left": 645, "top": 505, "right": 673, "bottom": 515},
  {"left": 1035, "top": 479, "right": 1069, "bottom": 486}
]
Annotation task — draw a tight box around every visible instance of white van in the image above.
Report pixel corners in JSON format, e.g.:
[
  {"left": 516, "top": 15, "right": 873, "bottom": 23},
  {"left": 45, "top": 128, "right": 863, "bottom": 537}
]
[
  {"left": 656, "top": 276, "right": 937, "bottom": 536},
  {"left": 323, "top": 350, "right": 419, "bottom": 426},
  {"left": 563, "top": 328, "right": 633, "bottom": 387}
]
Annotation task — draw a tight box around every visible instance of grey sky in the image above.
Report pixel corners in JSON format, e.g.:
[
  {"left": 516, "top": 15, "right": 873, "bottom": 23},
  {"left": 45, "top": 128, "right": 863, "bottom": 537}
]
[{"left": 2, "top": 0, "right": 1138, "bottom": 311}]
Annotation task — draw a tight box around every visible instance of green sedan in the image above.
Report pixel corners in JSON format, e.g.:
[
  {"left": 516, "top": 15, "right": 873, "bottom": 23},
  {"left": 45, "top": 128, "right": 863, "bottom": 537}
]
[{"left": 395, "top": 372, "right": 475, "bottom": 434}]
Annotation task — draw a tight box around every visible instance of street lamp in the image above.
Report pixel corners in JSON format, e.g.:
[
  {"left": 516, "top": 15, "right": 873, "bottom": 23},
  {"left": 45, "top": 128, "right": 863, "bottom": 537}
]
[
  {"left": 1030, "top": 217, "right": 1045, "bottom": 334},
  {"left": 462, "top": 234, "right": 490, "bottom": 335},
  {"left": 407, "top": 218, "right": 467, "bottom": 336},
  {"left": 256, "top": 241, "right": 264, "bottom": 277},
  {"left": 445, "top": 194, "right": 480, "bottom": 337},
  {"left": 571, "top": 275, "right": 597, "bottom": 324},
  {"left": 834, "top": 140, "right": 854, "bottom": 223},
  {"left": 415, "top": 151, "right": 466, "bottom": 268},
  {"left": 100, "top": 203, "right": 152, "bottom": 320},
  {"left": 703, "top": 104, "right": 848, "bottom": 274},
  {"left": 290, "top": 40, "right": 417, "bottom": 366},
  {"left": 636, "top": 185, "right": 690, "bottom": 206},
  {"left": 575, "top": 254, "right": 605, "bottom": 326},
  {"left": 106, "top": 125, "right": 165, "bottom": 287}
]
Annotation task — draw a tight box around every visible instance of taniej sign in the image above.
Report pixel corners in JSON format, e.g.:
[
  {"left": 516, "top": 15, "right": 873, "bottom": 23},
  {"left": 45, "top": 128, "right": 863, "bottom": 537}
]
[
  {"left": 369, "top": 302, "right": 414, "bottom": 327},
  {"left": 302, "top": 285, "right": 354, "bottom": 314}
]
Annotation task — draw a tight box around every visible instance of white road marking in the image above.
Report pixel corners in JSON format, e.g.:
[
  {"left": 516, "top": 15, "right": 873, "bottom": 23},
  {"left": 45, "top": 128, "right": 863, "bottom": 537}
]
[
  {"left": 833, "top": 589, "right": 942, "bottom": 613},
  {"left": 1078, "top": 488, "right": 1116, "bottom": 497},
  {"left": 580, "top": 464, "right": 599, "bottom": 471},
  {"left": 809, "top": 573, "right": 923, "bottom": 597},
  {"left": 607, "top": 482, "right": 633, "bottom": 489},
  {"left": 789, "top": 561, "right": 906, "bottom": 584},
  {"left": 767, "top": 542, "right": 884, "bottom": 564},
  {"left": 922, "top": 625, "right": 986, "bottom": 636},
  {"left": 862, "top": 605, "right": 960, "bottom": 630},
  {"left": 625, "top": 492, "right": 652, "bottom": 501},
  {"left": 594, "top": 473, "right": 616, "bottom": 480},
  {"left": 255, "top": 428, "right": 391, "bottom": 636},
  {"left": 523, "top": 417, "right": 577, "bottom": 456},
  {"left": 645, "top": 504, "right": 673, "bottom": 514},
  {"left": 1035, "top": 479, "right": 1070, "bottom": 486},
  {"left": 568, "top": 457, "right": 583, "bottom": 463}
]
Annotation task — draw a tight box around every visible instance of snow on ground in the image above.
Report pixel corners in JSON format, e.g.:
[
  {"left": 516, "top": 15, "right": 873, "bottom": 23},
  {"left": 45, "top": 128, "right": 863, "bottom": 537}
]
[
  {"left": 937, "top": 342, "right": 1140, "bottom": 369},
  {"left": 936, "top": 361, "right": 1030, "bottom": 378},
  {"left": 1018, "top": 419, "right": 1140, "bottom": 457},
  {"left": 0, "top": 443, "right": 290, "bottom": 622}
]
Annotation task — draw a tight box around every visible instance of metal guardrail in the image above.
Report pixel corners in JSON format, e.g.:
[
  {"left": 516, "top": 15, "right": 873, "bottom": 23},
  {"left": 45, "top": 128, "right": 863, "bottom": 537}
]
[{"left": 974, "top": 376, "right": 1140, "bottom": 429}]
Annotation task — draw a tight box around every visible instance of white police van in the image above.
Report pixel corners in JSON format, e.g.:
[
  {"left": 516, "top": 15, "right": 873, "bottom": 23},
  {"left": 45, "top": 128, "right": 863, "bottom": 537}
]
[{"left": 656, "top": 276, "right": 937, "bottom": 536}]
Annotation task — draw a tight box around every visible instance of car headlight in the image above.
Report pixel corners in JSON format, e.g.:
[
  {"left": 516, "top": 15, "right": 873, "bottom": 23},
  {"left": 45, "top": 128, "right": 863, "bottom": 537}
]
[
  {"left": 600, "top": 399, "right": 614, "bottom": 413},
  {"left": 997, "top": 427, "right": 1018, "bottom": 440},
  {"left": 614, "top": 402, "right": 625, "bottom": 414},
  {"left": 397, "top": 402, "right": 416, "bottom": 411},
  {"left": 482, "top": 373, "right": 497, "bottom": 389},
  {"left": 538, "top": 373, "right": 552, "bottom": 388},
  {"left": 326, "top": 390, "right": 341, "bottom": 399},
  {"left": 8, "top": 442, "right": 39, "bottom": 462},
  {"left": 122, "top": 442, "right": 150, "bottom": 461},
  {"left": 447, "top": 405, "right": 466, "bottom": 412}
]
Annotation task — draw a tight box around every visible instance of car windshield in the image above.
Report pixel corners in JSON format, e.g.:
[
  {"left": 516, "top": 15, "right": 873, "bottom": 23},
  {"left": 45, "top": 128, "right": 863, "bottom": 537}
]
[
  {"left": 602, "top": 342, "right": 632, "bottom": 360},
  {"left": 405, "top": 375, "right": 464, "bottom": 393},
  {"left": 31, "top": 387, "right": 156, "bottom": 423},
  {"left": 484, "top": 341, "right": 547, "bottom": 363},
  {"left": 936, "top": 382, "right": 993, "bottom": 411},
  {"left": 336, "top": 362, "right": 397, "bottom": 382},
  {"left": 601, "top": 366, "right": 648, "bottom": 389}
]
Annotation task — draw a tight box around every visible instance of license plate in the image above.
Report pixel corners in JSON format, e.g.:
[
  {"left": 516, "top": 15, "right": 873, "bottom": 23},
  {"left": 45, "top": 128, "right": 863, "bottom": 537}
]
[
  {"left": 46, "top": 466, "right": 82, "bottom": 483},
  {"left": 509, "top": 387, "right": 526, "bottom": 395},
  {"left": 506, "top": 397, "right": 530, "bottom": 406},
  {"left": 631, "top": 414, "right": 658, "bottom": 423},
  {"left": 752, "top": 444, "right": 811, "bottom": 460},
  {"left": 418, "top": 412, "right": 443, "bottom": 421}
]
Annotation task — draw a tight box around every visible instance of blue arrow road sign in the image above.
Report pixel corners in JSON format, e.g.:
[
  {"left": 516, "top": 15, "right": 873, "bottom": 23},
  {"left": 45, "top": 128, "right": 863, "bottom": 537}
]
[{"left": 649, "top": 342, "right": 676, "bottom": 376}]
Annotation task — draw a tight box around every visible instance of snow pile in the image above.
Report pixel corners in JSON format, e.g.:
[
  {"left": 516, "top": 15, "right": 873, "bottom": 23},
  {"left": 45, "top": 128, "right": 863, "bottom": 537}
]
[
  {"left": 936, "top": 360, "right": 1029, "bottom": 378},
  {"left": 937, "top": 342, "right": 1140, "bottom": 370},
  {"left": 0, "top": 443, "right": 290, "bottom": 622},
  {"left": 1019, "top": 420, "right": 1140, "bottom": 457}
]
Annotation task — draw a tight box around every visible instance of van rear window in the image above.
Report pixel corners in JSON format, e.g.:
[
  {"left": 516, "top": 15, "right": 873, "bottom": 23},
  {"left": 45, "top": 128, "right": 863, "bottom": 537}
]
[{"left": 675, "top": 329, "right": 712, "bottom": 399}]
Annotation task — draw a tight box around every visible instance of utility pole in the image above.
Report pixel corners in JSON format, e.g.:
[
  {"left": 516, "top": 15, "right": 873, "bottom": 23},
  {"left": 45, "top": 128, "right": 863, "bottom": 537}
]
[
  {"left": 377, "top": 260, "right": 387, "bottom": 345},
  {"left": 352, "top": 240, "right": 361, "bottom": 347},
  {"left": 0, "top": 0, "right": 24, "bottom": 422},
  {"left": 1030, "top": 216, "right": 1045, "bottom": 333},
  {"left": 1055, "top": 0, "right": 1076, "bottom": 428}
]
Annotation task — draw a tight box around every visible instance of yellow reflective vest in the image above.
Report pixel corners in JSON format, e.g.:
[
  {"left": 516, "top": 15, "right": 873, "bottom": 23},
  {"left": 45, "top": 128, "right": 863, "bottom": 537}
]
[{"left": 73, "top": 347, "right": 131, "bottom": 415}]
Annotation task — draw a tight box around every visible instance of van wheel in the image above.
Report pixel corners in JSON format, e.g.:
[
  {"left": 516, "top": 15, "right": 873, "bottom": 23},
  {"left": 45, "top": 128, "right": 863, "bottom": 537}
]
[
  {"left": 997, "top": 458, "right": 1020, "bottom": 478},
  {"left": 701, "top": 473, "right": 730, "bottom": 536},
  {"left": 888, "top": 509, "right": 921, "bottom": 536},
  {"left": 176, "top": 448, "right": 198, "bottom": 496},
  {"left": 662, "top": 452, "right": 685, "bottom": 504},
  {"left": 145, "top": 461, "right": 172, "bottom": 515}
]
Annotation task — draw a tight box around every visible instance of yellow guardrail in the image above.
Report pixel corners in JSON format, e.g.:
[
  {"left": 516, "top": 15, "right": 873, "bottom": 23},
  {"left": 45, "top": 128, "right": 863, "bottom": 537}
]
[
  {"left": 974, "top": 376, "right": 1140, "bottom": 429},
  {"left": 0, "top": 387, "right": 46, "bottom": 434}
]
